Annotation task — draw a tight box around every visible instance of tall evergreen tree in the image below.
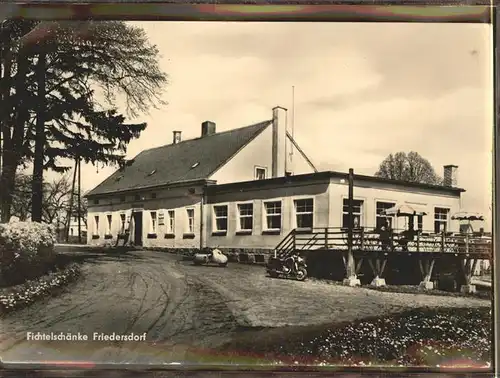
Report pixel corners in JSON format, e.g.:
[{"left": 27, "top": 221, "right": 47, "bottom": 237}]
[{"left": 0, "top": 20, "right": 168, "bottom": 222}]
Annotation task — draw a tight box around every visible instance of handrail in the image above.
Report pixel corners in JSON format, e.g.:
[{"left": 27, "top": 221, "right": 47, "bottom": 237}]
[{"left": 272, "top": 226, "right": 492, "bottom": 258}]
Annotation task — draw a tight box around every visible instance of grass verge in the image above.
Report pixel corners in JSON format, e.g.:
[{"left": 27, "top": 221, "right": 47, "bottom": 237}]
[
  {"left": 0, "top": 262, "right": 82, "bottom": 315},
  {"left": 217, "top": 306, "right": 492, "bottom": 367}
]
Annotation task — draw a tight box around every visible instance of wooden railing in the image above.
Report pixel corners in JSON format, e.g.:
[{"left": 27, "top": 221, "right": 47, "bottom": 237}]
[{"left": 274, "top": 227, "right": 492, "bottom": 259}]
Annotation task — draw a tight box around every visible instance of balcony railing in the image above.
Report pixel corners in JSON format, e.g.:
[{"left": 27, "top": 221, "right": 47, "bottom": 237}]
[{"left": 274, "top": 227, "right": 492, "bottom": 259}]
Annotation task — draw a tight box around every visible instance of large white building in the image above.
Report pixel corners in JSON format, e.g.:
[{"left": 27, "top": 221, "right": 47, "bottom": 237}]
[{"left": 85, "top": 106, "right": 466, "bottom": 255}]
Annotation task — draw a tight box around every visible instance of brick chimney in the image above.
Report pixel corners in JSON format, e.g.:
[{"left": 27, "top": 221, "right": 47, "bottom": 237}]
[
  {"left": 443, "top": 165, "right": 458, "bottom": 187},
  {"left": 272, "top": 106, "right": 287, "bottom": 178},
  {"left": 201, "top": 121, "right": 216, "bottom": 137},
  {"left": 173, "top": 131, "right": 181, "bottom": 144}
]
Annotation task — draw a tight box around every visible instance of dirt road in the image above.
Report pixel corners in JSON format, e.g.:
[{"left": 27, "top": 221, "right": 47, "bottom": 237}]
[{"left": 0, "top": 250, "right": 490, "bottom": 365}]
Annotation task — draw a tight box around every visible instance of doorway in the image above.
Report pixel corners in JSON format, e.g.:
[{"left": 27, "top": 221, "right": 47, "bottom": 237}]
[{"left": 132, "top": 211, "right": 143, "bottom": 246}]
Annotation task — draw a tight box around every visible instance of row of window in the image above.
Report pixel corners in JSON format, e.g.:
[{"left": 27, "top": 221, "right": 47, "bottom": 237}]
[
  {"left": 213, "top": 199, "right": 313, "bottom": 233},
  {"left": 353, "top": 199, "right": 450, "bottom": 233},
  {"left": 92, "top": 209, "right": 196, "bottom": 236},
  {"left": 214, "top": 199, "right": 451, "bottom": 234},
  {"left": 91, "top": 199, "right": 452, "bottom": 238}
]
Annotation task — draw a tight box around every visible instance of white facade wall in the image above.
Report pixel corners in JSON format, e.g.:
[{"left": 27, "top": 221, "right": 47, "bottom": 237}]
[
  {"left": 210, "top": 125, "right": 315, "bottom": 185},
  {"left": 328, "top": 177, "right": 462, "bottom": 233},
  {"left": 87, "top": 175, "right": 463, "bottom": 251},
  {"left": 86, "top": 184, "right": 204, "bottom": 249}
]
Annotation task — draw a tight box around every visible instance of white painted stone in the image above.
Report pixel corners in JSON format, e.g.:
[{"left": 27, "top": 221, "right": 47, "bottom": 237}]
[
  {"left": 371, "top": 277, "right": 386, "bottom": 287},
  {"left": 460, "top": 284, "right": 477, "bottom": 294},
  {"left": 343, "top": 277, "right": 361, "bottom": 287},
  {"left": 419, "top": 281, "right": 434, "bottom": 290}
]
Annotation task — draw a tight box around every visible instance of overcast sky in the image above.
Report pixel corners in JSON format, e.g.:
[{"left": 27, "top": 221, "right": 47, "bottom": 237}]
[{"left": 66, "top": 21, "right": 493, "bottom": 229}]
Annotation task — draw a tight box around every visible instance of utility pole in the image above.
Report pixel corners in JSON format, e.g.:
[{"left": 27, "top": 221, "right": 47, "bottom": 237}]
[
  {"left": 77, "top": 156, "right": 81, "bottom": 244},
  {"left": 66, "top": 158, "right": 77, "bottom": 242},
  {"left": 343, "top": 168, "right": 360, "bottom": 286}
]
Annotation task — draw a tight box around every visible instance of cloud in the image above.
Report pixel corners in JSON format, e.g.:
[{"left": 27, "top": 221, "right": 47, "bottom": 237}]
[{"left": 49, "top": 21, "right": 492, "bottom": 230}]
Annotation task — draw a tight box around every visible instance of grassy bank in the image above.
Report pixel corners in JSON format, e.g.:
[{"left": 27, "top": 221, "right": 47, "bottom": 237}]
[
  {"left": 218, "top": 307, "right": 491, "bottom": 367},
  {"left": 0, "top": 257, "right": 82, "bottom": 315}
]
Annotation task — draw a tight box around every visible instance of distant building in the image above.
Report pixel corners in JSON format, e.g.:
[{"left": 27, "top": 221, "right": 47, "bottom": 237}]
[
  {"left": 84, "top": 106, "right": 465, "bottom": 254},
  {"left": 56, "top": 215, "right": 87, "bottom": 243},
  {"left": 68, "top": 215, "right": 87, "bottom": 239}
]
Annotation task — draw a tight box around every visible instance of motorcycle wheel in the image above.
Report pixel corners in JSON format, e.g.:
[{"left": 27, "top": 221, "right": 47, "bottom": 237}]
[
  {"left": 269, "top": 271, "right": 279, "bottom": 278},
  {"left": 295, "top": 267, "right": 308, "bottom": 281}
]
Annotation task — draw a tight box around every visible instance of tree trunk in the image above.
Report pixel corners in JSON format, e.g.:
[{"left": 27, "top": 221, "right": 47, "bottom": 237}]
[
  {"left": 0, "top": 154, "right": 16, "bottom": 222},
  {"left": 1, "top": 46, "right": 30, "bottom": 222},
  {"left": 31, "top": 51, "right": 46, "bottom": 222},
  {"left": 0, "top": 36, "right": 14, "bottom": 223}
]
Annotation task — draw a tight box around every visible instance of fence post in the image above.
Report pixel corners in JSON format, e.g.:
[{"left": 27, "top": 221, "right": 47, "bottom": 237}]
[
  {"left": 324, "top": 227, "right": 328, "bottom": 249},
  {"left": 416, "top": 232, "right": 420, "bottom": 253},
  {"left": 441, "top": 232, "right": 445, "bottom": 252},
  {"left": 360, "top": 227, "right": 364, "bottom": 249}
]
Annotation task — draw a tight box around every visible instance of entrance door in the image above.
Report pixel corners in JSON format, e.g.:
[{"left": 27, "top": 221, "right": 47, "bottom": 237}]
[{"left": 133, "top": 211, "right": 143, "bottom": 246}]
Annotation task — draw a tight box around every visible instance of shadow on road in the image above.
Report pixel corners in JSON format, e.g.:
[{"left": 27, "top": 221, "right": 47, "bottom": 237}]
[{"left": 60, "top": 251, "right": 148, "bottom": 265}]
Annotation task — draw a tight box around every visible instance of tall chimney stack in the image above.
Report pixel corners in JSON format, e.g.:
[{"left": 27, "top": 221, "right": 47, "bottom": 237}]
[
  {"left": 173, "top": 131, "right": 182, "bottom": 144},
  {"left": 443, "top": 165, "right": 458, "bottom": 187},
  {"left": 272, "top": 106, "right": 287, "bottom": 178},
  {"left": 201, "top": 121, "right": 216, "bottom": 137}
]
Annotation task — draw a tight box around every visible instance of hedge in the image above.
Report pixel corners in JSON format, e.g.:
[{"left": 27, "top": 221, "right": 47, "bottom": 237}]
[{"left": 0, "top": 263, "right": 81, "bottom": 315}]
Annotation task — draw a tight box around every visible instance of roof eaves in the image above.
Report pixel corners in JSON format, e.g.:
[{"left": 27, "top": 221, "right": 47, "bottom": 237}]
[
  {"left": 83, "top": 151, "right": 146, "bottom": 198},
  {"left": 205, "top": 170, "right": 465, "bottom": 196},
  {"left": 84, "top": 178, "right": 216, "bottom": 198},
  {"left": 348, "top": 172, "right": 465, "bottom": 194}
]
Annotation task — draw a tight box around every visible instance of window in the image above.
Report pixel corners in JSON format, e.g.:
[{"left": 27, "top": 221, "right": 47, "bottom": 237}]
[
  {"left": 120, "top": 213, "right": 126, "bottom": 233},
  {"left": 106, "top": 214, "right": 112, "bottom": 235},
  {"left": 167, "top": 210, "right": 175, "bottom": 234},
  {"left": 186, "top": 209, "right": 195, "bottom": 233},
  {"left": 93, "top": 199, "right": 99, "bottom": 205},
  {"left": 213, "top": 205, "right": 228, "bottom": 232},
  {"left": 255, "top": 167, "right": 267, "bottom": 180},
  {"left": 134, "top": 194, "right": 141, "bottom": 201},
  {"left": 238, "top": 203, "right": 253, "bottom": 231},
  {"left": 158, "top": 211, "right": 165, "bottom": 226},
  {"left": 434, "top": 207, "right": 449, "bottom": 233},
  {"left": 342, "top": 199, "right": 364, "bottom": 228},
  {"left": 294, "top": 199, "right": 314, "bottom": 229},
  {"left": 73, "top": 216, "right": 78, "bottom": 223},
  {"left": 150, "top": 211, "right": 157, "bottom": 233},
  {"left": 94, "top": 215, "right": 99, "bottom": 234},
  {"left": 376, "top": 201, "right": 395, "bottom": 229},
  {"left": 151, "top": 193, "right": 157, "bottom": 199},
  {"left": 70, "top": 228, "right": 74, "bottom": 236},
  {"left": 417, "top": 215, "right": 423, "bottom": 231},
  {"left": 120, "top": 196, "right": 126, "bottom": 203},
  {"left": 264, "top": 201, "right": 282, "bottom": 230}
]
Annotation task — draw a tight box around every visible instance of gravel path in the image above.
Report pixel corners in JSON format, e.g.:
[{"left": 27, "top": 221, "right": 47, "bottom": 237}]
[
  {"left": 0, "top": 251, "right": 239, "bottom": 364},
  {"left": 184, "top": 260, "right": 490, "bottom": 328},
  {"left": 0, "top": 250, "right": 490, "bottom": 365}
]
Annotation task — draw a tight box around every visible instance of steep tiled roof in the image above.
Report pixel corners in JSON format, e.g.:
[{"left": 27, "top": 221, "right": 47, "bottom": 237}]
[{"left": 85, "top": 120, "right": 272, "bottom": 196}]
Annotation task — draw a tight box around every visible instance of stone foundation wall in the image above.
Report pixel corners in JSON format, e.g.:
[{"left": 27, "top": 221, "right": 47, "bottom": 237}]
[{"left": 146, "top": 247, "right": 273, "bottom": 265}]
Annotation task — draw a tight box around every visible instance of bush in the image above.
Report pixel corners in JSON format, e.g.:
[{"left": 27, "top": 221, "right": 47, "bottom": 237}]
[{"left": 0, "top": 221, "right": 57, "bottom": 286}]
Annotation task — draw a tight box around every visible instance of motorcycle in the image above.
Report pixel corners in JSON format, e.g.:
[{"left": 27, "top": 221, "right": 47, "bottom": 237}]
[
  {"left": 193, "top": 248, "right": 228, "bottom": 267},
  {"left": 266, "top": 253, "right": 308, "bottom": 281}
]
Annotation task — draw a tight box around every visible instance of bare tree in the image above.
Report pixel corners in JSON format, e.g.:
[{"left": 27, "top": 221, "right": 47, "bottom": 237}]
[
  {"left": 42, "top": 174, "right": 72, "bottom": 224},
  {"left": 10, "top": 172, "right": 75, "bottom": 225},
  {"left": 375, "top": 151, "right": 442, "bottom": 185}
]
